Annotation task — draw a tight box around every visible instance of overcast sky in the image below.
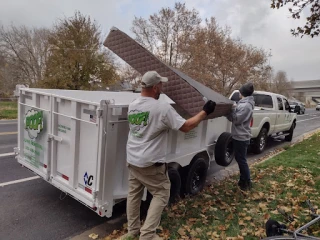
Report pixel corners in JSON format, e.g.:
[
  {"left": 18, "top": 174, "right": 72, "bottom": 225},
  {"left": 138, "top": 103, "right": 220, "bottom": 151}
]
[{"left": 0, "top": 0, "right": 319, "bottom": 81}]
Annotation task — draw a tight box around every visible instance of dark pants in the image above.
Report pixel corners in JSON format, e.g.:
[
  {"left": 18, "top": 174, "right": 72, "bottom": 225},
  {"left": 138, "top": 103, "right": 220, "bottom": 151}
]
[{"left": 233, "top": 139, "right": 250, "bottom": 181}]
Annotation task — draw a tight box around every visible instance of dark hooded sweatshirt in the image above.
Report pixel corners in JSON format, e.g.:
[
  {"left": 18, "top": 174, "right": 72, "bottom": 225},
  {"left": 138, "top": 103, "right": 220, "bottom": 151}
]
[{"left": 227, "top": 96, "right": 255, "bottom": 141}]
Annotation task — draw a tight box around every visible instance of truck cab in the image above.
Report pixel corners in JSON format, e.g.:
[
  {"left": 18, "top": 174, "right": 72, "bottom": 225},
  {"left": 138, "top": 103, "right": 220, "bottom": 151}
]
[{"left": 229, "top": 90, "right": 297, "bottom": 154}]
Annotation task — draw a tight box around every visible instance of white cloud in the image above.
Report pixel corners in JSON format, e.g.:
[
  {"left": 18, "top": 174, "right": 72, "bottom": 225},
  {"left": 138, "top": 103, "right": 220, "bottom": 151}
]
[
  {"left": 183, "top": 0, "right": 320, "bottom": 81},
  {"left": 0, "top": 0, "right": 319, "bottom": 81}
]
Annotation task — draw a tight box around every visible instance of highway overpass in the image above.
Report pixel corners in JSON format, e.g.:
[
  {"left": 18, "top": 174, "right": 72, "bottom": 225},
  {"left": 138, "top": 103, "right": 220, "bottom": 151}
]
[{"left": 290, "top": 80, "right": 320, "bottom": 106}]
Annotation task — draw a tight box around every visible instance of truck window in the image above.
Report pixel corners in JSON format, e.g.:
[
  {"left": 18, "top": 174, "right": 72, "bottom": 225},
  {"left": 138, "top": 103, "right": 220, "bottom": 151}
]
[
  {"left": 284, "top": 99, "right": 290, "bottom": 111},
  {"left": 253, "top": 94, "right": 273, "bottom": 108},
  {"left": 289, "top": 101, "right": 297, "bottom": 105},
  {"left": 230, "top": 92, "right": 240, "bottom": 102},
  {"left": 277, "top": 97, "right": 284, "bottom": 110}
]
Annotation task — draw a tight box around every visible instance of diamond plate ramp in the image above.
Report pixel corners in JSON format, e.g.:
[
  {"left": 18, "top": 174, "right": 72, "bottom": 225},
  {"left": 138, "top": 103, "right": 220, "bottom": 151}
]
[{"left": 103, "top": 27, "right": 233, "bottom": 119}]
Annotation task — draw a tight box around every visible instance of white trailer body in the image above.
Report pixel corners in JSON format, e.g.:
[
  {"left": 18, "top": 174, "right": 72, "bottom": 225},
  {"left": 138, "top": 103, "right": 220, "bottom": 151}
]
[{"left": 15, "top": 87, "right": 232, "bottom": 217}]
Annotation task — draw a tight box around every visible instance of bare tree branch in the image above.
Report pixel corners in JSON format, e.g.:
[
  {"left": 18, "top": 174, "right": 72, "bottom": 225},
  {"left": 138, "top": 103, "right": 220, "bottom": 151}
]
[{"left": 271, "top": 0, "right": 320, "bottom": 37}]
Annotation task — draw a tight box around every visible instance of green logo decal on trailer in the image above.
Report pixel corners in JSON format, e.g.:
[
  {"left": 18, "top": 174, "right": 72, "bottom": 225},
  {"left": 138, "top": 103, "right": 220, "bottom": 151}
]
[{"left": 24, "top": 110, "right": 44, "bottom": 139}]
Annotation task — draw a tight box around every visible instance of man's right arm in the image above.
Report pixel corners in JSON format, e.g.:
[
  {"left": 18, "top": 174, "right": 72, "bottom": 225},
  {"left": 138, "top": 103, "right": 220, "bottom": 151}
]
[
  {"left": 179, "top": 111, "right": 207, "bottom": 133},
  {"left": 179, "top": 100, "right": 216, "bottom": 133}
]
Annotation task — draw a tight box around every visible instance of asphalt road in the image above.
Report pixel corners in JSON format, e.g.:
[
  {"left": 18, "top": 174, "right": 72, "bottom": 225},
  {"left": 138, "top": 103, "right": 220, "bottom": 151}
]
[
  {"left": 0, "top": 120, "right": 17, "bottom": 154},
  {"left": 1, "top": 109, "right": 320, "bottom": 240}
]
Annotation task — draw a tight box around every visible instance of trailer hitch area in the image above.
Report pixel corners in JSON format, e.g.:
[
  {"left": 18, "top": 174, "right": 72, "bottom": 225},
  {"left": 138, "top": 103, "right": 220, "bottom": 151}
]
[
  {"left": 100, "top": 203, "right": 113, "bottom": 218},
  {"left": 14, "top": 147, "right": 20, "bottom": 154}
]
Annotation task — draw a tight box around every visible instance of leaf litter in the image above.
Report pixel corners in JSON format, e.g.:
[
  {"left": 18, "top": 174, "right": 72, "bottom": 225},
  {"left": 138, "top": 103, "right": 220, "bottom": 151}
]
[{"left": 105, "top": 132, "right": 320, "bottom": 240}]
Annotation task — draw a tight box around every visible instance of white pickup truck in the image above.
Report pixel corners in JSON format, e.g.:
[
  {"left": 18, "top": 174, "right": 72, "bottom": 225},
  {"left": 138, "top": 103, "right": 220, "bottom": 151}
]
[{"left": 229, "top": 90, "right": 297, "bottom": 154}]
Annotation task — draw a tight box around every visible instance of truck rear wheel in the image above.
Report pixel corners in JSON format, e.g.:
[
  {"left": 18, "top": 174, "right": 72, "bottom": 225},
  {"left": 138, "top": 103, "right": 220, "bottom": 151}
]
[
  {"left": 285, "top": 122, "right": 295, "bottom": 141},
  {"left": 252, "top": 128, "right": 268, "bottom": 154},
  {"left": 214, "top": 132, "right": 234, "bottom": 166},
  {"left": 183, "top": 157, "right": 208, "bottom": 195},
  {"left": 168, "top": 168, "right": 181, "bottom": 204}
]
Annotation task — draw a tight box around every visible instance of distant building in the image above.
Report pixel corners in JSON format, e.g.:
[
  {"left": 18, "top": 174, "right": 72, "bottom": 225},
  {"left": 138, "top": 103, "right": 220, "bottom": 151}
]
[{"left": 290, "top": 80, "right": 320, "bottom": 106}]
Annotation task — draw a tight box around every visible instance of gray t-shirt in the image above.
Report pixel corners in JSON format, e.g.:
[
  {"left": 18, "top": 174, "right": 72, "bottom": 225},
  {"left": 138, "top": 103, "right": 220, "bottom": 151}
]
[{"left": 126, "top": 96, "right": 186, "bottom": 167}]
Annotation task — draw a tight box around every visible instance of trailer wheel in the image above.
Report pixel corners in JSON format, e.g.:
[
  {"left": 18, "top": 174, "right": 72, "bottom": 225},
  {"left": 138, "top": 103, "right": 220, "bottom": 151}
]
[
  {"left": 214, "top": 132, "right": 234, "bottom": 166},
  {"left": 252, "top": 128, "right": 268, "bottom": 154},
  {"left": 168, "top": 168, "right": 181, "bottom": 204},
  {"left": 285, "top": 122, "right": 295, "bottom": 142},
  {"left": 183, "top": 157, "right": 208, "bottom": 195}
]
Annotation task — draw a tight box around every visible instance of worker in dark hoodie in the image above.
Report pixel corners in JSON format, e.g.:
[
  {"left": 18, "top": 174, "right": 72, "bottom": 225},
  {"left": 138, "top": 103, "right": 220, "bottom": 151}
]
[{"left": 227, "top": 82, "right": 255, "bottom": 191}]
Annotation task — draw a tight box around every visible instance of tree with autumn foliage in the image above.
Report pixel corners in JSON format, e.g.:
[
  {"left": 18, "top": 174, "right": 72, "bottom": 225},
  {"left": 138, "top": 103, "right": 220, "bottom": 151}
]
[
  {"left": 43, "top": 11, "right": 118, "bottom": 90},
  {"left": 180, "top": 18, "right": 271, "bottom": 96},
  {"left": 131, "top": 2, "right": 201, "bottom": 68},
  {"left": 131, "top": 2, "right": 272, "bottom": 97},
  {"left": 270, "top": 70, "right": 292, "bottom": 97},
  {"left": 271, "top": 0, "right": 320, "bottom": 37},
  {"left": 0, "top": 25, "right": 50, "bottom": 95}
]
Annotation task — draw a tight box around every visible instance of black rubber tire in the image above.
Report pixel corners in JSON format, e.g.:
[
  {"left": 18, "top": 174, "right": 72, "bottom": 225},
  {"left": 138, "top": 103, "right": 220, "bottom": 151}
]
[
  {"left": 214, "top": 132, "right": 235, "bottom": 166},
  {"left": 262, "top": 236, "right": 309, "bottom": 240},
  {"left": 266, "top": 219, "right": 283, "bottom": 237},
  {"left": 285, "top": 122, "right": 295, "bottom": 141},
  {"left": 252, "top": 128, "right": 268, "bottom": 154},
  {"left": 183, "top": 157, "right": 208, "bottom": 195},
  {"left": 168, "top": 168, "right": 181, "bottom": 204},
  {"left": 261, "top": 237, "right": 297, "bottom": 240}
]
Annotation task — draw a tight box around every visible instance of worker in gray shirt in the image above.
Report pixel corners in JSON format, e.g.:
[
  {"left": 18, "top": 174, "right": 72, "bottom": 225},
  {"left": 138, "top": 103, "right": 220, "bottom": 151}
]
[
  {"left": 120, "top": 71, "right": 216, "bottom": 240},
  {"left": 227, "top": 82, "right": 255, "bottom": 191}
]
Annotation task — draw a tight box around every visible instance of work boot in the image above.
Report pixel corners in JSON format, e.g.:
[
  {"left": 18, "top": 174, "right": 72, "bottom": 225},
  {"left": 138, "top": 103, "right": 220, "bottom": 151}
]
[
  {"left": 238, "top": 179, "right": 252, "bottom": 191},
  {"left": 118, "top": 233, "right": 139, "bottom": 240},
  {"left": 139, "top": 233, "right": 163, "bottom": 240}
]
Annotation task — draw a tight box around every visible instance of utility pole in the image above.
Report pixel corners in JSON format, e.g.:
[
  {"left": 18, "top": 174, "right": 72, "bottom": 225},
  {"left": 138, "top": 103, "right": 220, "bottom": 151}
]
[
  {"left": 169, "top": 42, "right": 173, "bottom": 66},
  {"left": 268, "top": 49, "right": 272, "bottom": 89}
]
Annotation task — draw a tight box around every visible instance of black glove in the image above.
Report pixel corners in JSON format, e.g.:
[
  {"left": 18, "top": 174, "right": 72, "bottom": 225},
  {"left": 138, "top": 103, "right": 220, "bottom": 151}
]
[{"left": 203, "top": 100, "right": 216, "bottom": 115}]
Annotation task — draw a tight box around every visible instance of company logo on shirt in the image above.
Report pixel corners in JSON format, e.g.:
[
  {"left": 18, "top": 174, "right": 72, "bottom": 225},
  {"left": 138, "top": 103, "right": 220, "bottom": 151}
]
[
  {"left": 128, "top": 110, "right": 150, "bottom": 138},
  {"left": 128, "top": 111, "right": 149, "bottom": 126}
]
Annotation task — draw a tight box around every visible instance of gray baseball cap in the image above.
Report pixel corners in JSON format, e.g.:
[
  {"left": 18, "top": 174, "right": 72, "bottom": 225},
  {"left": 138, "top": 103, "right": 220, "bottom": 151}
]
[{"left": 141, "top": 71, "right": 168, "bottom": 88}]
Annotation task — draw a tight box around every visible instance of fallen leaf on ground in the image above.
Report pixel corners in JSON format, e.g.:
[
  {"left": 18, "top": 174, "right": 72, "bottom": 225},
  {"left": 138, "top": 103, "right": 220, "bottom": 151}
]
[{"left": 89, "top": 233, "right": 99, "bottom": 239}]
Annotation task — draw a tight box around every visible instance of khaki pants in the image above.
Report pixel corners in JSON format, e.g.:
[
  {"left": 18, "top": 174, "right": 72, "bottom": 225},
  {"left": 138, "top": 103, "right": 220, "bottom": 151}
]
[{"left": 127, "top": 163, "right": 170, "bottom": 240}]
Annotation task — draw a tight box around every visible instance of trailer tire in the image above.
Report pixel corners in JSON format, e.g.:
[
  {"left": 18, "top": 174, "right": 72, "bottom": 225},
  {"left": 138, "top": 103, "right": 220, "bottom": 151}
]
[
  {"left": 214, "top": 132, "right": 234, "bottom": 166},
  {"left": 183, "top": 157, "right": 208, "bottom": 195},
  {"left": 168, "top": 168, "right": 181, "bottom": 204},
  {"left": 252, "top": 128, "right": 268, "bottom": 154}
]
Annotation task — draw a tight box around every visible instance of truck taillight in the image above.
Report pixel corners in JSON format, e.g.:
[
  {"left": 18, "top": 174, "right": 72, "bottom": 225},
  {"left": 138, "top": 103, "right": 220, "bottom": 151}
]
[{"left": 250, "top": 118, "right": 253, "bottom": 127}]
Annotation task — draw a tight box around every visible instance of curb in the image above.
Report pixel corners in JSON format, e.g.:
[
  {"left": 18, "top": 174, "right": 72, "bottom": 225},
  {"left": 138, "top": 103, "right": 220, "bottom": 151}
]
[{"left": 69, "top": 216, "right": 126, "bottom": 240}]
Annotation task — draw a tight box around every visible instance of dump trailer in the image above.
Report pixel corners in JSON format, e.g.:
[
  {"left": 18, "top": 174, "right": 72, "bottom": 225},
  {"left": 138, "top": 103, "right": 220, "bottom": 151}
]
[
  {"left": 14, "top": 87, "right": 235, "bottom": 217},
  {"left": 14, "top": 27, "right": 235, "bottom": 217}
]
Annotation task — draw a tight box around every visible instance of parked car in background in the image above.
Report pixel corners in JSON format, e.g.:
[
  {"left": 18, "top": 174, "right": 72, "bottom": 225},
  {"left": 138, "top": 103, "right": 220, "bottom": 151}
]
[
  {"left": 289, "top": 101, "right": 305, "bottom": 114},
  {"left": 230, "top": 90, "right": 297, "bottom": 154},
  {"left": 316, "top": 103, "right": 320, "bottom": 111}
]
